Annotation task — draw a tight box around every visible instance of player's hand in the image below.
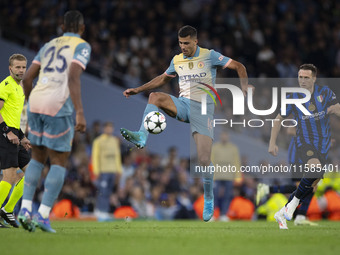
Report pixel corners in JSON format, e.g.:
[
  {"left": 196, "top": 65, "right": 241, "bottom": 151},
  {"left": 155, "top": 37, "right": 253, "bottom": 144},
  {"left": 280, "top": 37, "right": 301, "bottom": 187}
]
[
  {"left": 327, "top": 104, "right": 340, "bottom": 116},
  {"left": 242, "top": 84, "right": 255, "bottom": 97},
  {"left": 21, "top": 137, "right": 31, "bottom": 151},
  {"left": 75, "top": 112, "right": 86, "bottom": 133},
  {"left": 268, "top": 144, "right": 278, "bottom": 156},
  {"left": 123, "top": 88, "right": 139, "bottom": 98},
  {"left": 7, "top": 131, "right": 19, "bottom": 145}
]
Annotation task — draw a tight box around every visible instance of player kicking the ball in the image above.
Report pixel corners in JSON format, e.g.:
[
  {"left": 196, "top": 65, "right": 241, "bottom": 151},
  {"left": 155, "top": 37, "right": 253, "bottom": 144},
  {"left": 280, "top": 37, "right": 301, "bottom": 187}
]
[{"left": 121, "top": 25, "right": 251, "bottom": 222}]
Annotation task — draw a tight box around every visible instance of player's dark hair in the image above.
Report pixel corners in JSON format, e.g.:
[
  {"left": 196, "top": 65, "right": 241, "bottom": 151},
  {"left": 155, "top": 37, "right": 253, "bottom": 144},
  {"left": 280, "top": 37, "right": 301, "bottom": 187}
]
[
  {"left": 64, "top": 10, "right": 84, "bottom": 33},
  {"left": 299, "top": 64, "right": 317, "bottom": 76},
  {"left": 178, "top": 25, "right": 197, "bottom": 38},
  {"left": 9, "top": 54, "right": 27, "bottom": 66}
]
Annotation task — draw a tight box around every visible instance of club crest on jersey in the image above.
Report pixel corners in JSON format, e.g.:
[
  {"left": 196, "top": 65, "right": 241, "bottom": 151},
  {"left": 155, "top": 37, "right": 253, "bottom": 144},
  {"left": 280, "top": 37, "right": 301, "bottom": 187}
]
[
  {"left": 198, "top": 61, "right": 205, "bottom": 69},
  {"left": 308, "top": 103, "right": 315, "bottom": 112},
  {"left": 317, "top": 95, "right": 323, "bottom": 103},
  {"left": 307, "top": 150, "right": 314, "bottom": 156},
  {"left": 188, "top": 62, "right": 193, "bottom": 69}
]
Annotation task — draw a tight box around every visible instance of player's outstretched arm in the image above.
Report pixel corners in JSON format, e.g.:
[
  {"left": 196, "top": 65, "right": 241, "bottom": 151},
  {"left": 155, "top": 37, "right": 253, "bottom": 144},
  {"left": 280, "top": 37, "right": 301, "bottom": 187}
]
[
  {"left": 327, "top": 103, "right": 340, "bottom": 117},
  {"left": 22, "top": 63, "right": 40, "bottom": 99},
  {"left": 68, "top": 62, "right": 86, "bottom": 133},
  {"left": 226, "top": 60, "right": 253, "bottom": 96},
  {"left": 268, "top": 114, "right": 284, "bottom": 156},
  {"left": 123, "top": 73, "right": 173, "bottom": 98}
]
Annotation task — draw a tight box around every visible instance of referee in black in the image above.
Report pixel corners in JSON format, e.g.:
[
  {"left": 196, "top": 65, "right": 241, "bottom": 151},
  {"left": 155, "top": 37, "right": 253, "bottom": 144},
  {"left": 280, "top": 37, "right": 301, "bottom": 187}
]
[{"left": 0, "top": 54, "right": 31, "bottom": 228}]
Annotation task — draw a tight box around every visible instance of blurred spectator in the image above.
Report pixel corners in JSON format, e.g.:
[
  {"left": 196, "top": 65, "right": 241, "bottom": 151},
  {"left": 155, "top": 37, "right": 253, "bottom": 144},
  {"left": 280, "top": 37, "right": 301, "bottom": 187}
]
[
  {"left": 2, "top": 0, "right": 340, "bottom": 88},
  {"left": 92, "top": 122, "right": 122, "bottom": 221},
  {"left": 211, "top": 131, "right": 242, "bottom": 221}
]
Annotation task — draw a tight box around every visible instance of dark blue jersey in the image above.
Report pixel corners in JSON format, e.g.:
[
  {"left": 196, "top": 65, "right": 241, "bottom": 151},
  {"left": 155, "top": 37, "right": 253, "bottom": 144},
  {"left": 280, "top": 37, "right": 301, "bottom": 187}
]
[
  {"left": 288, "top": 136, "right": 297, "bottom": 164},
  {"left": 282, "top": 84, "right": 338, "bottom": 156}
]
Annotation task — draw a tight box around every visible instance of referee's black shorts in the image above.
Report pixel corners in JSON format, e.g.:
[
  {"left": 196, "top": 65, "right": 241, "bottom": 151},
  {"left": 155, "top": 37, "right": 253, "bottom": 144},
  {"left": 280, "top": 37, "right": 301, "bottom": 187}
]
[{"left": 0, "top": 131, "right": 30, "bottom": 170}]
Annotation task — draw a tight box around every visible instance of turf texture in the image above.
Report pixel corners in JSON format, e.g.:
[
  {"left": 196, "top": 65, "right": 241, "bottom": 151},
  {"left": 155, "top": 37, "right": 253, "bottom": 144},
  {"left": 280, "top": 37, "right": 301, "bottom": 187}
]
[{"left": 1, "top": 220, "right": 339, "bottom": 255}]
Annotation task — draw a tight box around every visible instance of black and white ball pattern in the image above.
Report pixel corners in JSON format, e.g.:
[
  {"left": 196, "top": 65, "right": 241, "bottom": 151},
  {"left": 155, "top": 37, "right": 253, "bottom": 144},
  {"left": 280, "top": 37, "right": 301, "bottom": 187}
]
[{"left": 143, "top": 111, "right": 167, "bottom": 134}]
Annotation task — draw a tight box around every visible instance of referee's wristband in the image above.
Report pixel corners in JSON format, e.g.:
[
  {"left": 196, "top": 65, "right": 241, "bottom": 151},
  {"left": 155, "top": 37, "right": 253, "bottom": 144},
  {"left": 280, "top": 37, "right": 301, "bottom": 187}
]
[
  {"left": 0, "top": 122, "right": 11, "bottom": 134},
  {"left": 18, "top": 129, "right": 25, "bottom": 140}
]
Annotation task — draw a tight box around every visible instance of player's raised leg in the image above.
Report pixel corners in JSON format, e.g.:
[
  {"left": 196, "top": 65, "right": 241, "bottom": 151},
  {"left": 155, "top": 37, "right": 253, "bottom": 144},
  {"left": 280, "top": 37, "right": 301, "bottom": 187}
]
[
  {"left": 194, "top": 133, "right": 214, "bottom": 221},
  {"left": 121, "top": 92, "right": 177, "bottom": 148}
]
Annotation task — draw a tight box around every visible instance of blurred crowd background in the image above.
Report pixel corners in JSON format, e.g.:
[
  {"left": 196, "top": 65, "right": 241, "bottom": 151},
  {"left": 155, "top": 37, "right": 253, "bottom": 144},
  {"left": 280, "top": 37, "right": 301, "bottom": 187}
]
[{"left": 1, "top": 0, "right": 340, "bottom": 221}]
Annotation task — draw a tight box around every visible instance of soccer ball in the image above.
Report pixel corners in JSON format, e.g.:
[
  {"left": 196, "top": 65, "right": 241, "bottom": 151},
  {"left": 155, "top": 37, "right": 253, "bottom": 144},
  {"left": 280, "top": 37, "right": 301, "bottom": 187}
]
[{"left": 143, "top": 111, "right": 166, "bottom": 134}]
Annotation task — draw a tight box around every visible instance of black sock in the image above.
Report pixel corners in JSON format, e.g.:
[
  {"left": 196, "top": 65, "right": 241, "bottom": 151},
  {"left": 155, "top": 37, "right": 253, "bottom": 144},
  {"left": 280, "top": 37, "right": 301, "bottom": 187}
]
[
  {"left": 296, "top": 192, "right": 314, "bottom": 216},
  {"left": 295, "top": 178, "right": 316, "bottom": 199}
]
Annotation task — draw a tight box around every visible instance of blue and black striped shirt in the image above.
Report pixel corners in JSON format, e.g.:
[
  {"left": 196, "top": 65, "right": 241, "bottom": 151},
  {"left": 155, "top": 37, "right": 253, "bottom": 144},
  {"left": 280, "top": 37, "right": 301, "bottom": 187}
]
[
  {"left": 288, "top": 136, "right": 297, "bottom": 164},
  {"left": 282, "top": 84, "right": 338, "bottom": 156}
]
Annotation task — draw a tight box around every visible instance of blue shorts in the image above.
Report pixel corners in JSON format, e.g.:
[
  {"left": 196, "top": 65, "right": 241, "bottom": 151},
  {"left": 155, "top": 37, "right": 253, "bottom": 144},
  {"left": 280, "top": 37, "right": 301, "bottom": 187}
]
[
  {"left": 170, "top": 96, "right": 214, "bottom": 139},
  {"left": 27, "top": 111, "right": 74, "bottom": 152}
]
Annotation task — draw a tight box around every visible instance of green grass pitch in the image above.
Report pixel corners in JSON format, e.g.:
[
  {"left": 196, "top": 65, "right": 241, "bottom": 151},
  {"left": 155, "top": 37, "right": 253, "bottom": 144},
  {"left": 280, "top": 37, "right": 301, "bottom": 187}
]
[{"left": 1, "top": 220, "right": 339, "bottom": 255}]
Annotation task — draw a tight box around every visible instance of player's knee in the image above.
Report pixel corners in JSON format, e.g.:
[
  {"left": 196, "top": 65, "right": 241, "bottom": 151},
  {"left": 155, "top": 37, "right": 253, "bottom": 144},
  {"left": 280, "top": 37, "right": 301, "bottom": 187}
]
[
  {"left": 198, "top": 155, "right": 210, "bottom": 167},
  {"left": 16, "top": 172, "right": 24, "bottom": 183},
  {"left": 148, "top": 92, "right": 163, "bottom": 106},
  {"left": 2, "top": 169, "right": 17, "bottom": 185},
  {"left": 312, "top": 178, "right": 320, "bottom": 188},
  {"left": 306, "top": 158, "right": 320, "bottom": 166}
]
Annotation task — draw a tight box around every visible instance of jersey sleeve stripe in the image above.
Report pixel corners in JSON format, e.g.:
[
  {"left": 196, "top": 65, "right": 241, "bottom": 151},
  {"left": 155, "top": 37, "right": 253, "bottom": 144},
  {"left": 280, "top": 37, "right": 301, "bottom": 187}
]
[
  {"left": 72, "top": 59, "right": 86, "bottom": 70},
  {"left": 164, "top": 71, "right": 176, "bottom": 77},
  {"left": 32, "top": 60, "right": 41, "bottom": 65},
  {"left": 222, "top": 59, "right": 232, "bottom": 69}
]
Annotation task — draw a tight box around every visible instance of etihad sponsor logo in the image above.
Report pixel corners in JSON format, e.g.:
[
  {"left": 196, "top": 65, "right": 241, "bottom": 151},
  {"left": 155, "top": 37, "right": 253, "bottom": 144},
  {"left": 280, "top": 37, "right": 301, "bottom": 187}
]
[{"left": 179, "top": 73, "right": 207, "bottom": 81}]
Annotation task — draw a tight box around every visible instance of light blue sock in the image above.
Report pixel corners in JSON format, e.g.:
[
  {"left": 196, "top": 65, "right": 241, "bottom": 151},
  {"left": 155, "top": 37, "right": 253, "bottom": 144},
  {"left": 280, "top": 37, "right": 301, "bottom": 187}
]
[
  {"left": 203, "top": 163, "right": 214, "bottom": 200},
  {"left": 139, "top": 103, "right": 159, "bottom": 136},
  {"left": 41, "top": 165, "right": 66, "bottom": 208},
  {"left": 23, "top": 159, "right": 44, "bottom": 201}
]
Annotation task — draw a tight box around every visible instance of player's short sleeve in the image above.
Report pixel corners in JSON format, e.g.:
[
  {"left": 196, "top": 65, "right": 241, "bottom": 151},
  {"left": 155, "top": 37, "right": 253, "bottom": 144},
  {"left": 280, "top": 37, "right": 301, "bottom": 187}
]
[
  {"left": 0, "top": 80, "right": 10, "bottom": 101},
  {"left": 210, "top": 50, "right": 232, "bottom": 68},
  {"left": 164, "top": 58, "right": 177, "bottom": 77},
  {"left": 325, "top": 87, "right": 338, "bottom": 107},
  {"left": 33, "top": 43, "right": 47, "bottom": 65},
  {"left": 72, "top": 42, "right": 91, "bottom": 70}
]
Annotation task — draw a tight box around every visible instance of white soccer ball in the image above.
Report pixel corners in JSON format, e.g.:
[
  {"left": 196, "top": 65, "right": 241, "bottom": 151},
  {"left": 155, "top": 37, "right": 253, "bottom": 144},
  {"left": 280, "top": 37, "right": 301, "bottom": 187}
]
[{"left": 143, "top": 111, "right": 166, "bottom": 134}]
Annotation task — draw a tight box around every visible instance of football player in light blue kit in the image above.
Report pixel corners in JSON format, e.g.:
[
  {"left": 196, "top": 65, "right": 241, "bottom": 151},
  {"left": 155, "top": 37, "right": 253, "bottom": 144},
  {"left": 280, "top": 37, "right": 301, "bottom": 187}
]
[
  {"left": 121, "top": 26, "right": 251, "bottom": 221},
  {"left": 18, "top": 10, "right": 91, "bottom": 233}
]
